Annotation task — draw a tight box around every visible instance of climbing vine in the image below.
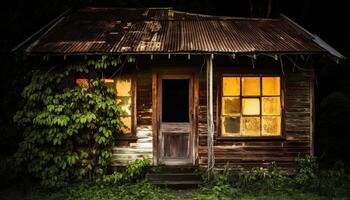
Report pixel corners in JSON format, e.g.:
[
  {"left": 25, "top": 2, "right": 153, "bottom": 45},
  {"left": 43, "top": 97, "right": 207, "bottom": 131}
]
[{"left": 14, "top": 56, "right": 133, "bottom": 187}]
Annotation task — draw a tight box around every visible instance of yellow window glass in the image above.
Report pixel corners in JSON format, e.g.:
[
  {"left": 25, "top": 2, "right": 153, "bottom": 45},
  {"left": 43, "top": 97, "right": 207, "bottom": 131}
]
[
  {"left": 116, "top": 79, "right": 132, "bottom": 96},
  {"left": 262, "top": 77, "right": 280, "bottom": 96},
  {"left": 101, "top": 79, "right": 115, "bottom": 92},
  {"left": 223, "top": 77, "right": 240, "bottom": 96},
  {"left": 262, "top": 97, "right": 280, "bottom": 115},
  {"left": 221, "top": 116, "right": 240, "bottom": 136},
  {"left": 76, "top": 79, "right": 89, "bottom": 87},
  {"left": 120, "top": 116, "right": 132, "bottom": 134},
  {"left": 241, "top": 117, "right": 260, "bottom": 136},
  {"left": 116, "top": 97, "right": 132, "bottom": 115},
  {"left": 115, "top": 77, "right": 133, "bottom": 134},
  {"left": 221, "top": 76, "right": 281, "bottom": 137},
  {"left": 262, "top": 116, "right": 281, "bottom": 136},
  {"left": 222, "top": 97, "right": 240, "bottom": 115},
  {"left": 242, "top": 77, "right": 260, "bottom": 96},
  {"left": 242, "top": 98, "right": 260, "bottom": 115}
]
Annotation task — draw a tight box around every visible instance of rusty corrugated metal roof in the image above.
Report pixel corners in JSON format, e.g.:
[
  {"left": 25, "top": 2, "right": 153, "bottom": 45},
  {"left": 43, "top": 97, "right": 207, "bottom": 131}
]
[{"left": 24, "top": 7, "right": 327, "bottom": 55}]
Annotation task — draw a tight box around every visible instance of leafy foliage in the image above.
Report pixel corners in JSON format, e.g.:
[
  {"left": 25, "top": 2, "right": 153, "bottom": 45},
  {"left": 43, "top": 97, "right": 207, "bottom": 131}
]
[
  {"left": 0, "top": 181, "right": 178, "bottom": 200},
  {"left": 13, "top": 56, "right": 133, "bottom": 187},
  {"left": 194, "top": 156, "right": 350, "bottom": 199},
  {"left": 102, "top": 158, "right": 150, "bottom": 184},
  {"left": 294, "top": 155, "right": 318, "bottom": 185}
]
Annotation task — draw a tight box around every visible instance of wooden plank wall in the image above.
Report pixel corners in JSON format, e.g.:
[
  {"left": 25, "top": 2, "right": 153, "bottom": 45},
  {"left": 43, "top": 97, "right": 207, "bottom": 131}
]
[
  {"left": 111, "top": 71, "right": 153, "bottom": 166},
  {"left": 111, "top": 61, "right": 314, "bottom": 170}
]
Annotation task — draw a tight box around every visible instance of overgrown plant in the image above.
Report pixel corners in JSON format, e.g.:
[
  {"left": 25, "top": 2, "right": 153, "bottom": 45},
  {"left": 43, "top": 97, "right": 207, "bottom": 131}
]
[
  {"left": 228, "top": 162, "right": 289, "bottom": 193},
  {"left": 102, "top": 157, "right": 150, "bottom": 184},
  {"left": 294, "top": 155, "right": 318, "bottom": 186},
  {"left": 14, "top": 56, "right": 133, "bottom": 187}
]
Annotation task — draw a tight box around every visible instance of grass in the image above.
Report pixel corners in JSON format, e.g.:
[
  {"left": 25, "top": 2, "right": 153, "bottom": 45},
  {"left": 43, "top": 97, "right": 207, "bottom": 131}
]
[{"left": 1, "top": 183, "right": 348, "bottom": 200}]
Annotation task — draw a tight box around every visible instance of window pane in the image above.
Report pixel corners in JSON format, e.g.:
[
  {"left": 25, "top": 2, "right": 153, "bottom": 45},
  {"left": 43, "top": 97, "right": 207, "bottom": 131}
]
[
  {"left": 242, "top": 98, "right": 260, "bottom": 115},
  {"left": 262, "top": 116, "right": 281, "bottom": 136},
  {"left": 120, "top": 116, "right": 132, "bottom": 134},
  {"left": 262, "top": 97, "right": 280, "bottom": 115},
  {"left": 116, "top": 78, "right": 132, "bottom": 96},
  {"left": 101, "top": 78, "right": 114, "bottom": 86},
  {"left": 262, "top": 77, "right": 280, "bottom": 96},
  {"left": 242, "top": 77, "right": 260, "bottom": 96},
  {"left": 222, "top": 97, "right": 240, "bottom": 115},
  {"left": 223, "top": 77, "right": 240, "bottom": 96},
  {"left": 76, "top": 79, "right": 89, "bottom": 87},
  {"left": 241, "top": 117, "right": 260, "bottom": 136},
  {"left": 221, "top": 116, "right": 240, "bottom": 136},
  {"left": 116, "top": 97, "right": 132, "bottom": 115}
]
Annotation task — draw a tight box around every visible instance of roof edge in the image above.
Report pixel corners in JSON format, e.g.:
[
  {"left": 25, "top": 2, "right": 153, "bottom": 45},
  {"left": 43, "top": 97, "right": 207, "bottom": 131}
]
[
  {"left": 11, "top": 8, "right": 72, "bottom": 53},
  {"left": 280, "top": 14, "right": 346, "bottom": 59}
]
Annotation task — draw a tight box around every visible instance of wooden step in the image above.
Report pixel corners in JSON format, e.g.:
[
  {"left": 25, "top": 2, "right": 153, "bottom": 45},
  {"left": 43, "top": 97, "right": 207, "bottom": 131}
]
[
  {"left": 112, "top": 147, "right": 152, "bottom": 154},
  {"left": 150, "top": 166, "right": 198, "bottom": 173},
  {"left": 146, "top": 173, "right": 202, "bottom": 182},
  {"left": 146, "top": 166, "right": 203, "bottom": 187}
]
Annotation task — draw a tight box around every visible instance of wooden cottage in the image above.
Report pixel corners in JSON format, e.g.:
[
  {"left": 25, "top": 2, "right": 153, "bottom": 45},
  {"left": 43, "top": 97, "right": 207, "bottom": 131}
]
[{"left": 18, "top": 7, "right": 344, "bottom": 170}]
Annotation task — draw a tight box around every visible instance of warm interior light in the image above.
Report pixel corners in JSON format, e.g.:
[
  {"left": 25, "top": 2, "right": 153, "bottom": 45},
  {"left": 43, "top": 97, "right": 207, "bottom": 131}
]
[
  {"left": 116, "top": 97, "right": 132, "bottom": 115},
  {"left": 223, "top": 77, "right": 240, "bottom": 96},
  {"left": 116, "top": 79, "right": 131, "bottom": 96},
  {"left": 120, "top": 116, "right": 132, "bottom": 133},
  {"left": 242, "top": 98, "right": 260, "bottom": 115},
  {"left": 242, "top": 77, "right": 260, "bottom": 96},
  {"left": 262, "top": 116, "right": 281, "bottom": 135},
  {"left": 241, "top": 117, "right": 260, "bottom": 136},
  {"left": 262, "top": 77, "right": 280, "bottom": 96},
  {"left": 76, "top": 79, "right": 89, "bottom": 87},
  {"left": 262, "top": 97, "right": 280, "bottom": 115}
]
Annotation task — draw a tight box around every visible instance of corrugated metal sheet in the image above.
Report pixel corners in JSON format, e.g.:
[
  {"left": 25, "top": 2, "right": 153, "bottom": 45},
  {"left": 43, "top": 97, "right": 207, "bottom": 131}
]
[{"left": 24, "top": 7, "right": 326, "bottom": 55}]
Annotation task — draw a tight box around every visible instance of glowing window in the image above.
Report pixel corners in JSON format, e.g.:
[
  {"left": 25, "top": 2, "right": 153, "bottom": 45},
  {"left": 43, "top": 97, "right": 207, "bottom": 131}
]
[
  {"left": 101, "top": 77, "right": 134, "bottom": 135},
  {"left": 242, "top": 98, "right": 260, "bottom": 115},
  {"left": 223, "top": 77, "right": 240, "bottom": 96},
  {"left": 76, "top": 79, "right": 89, "bottom": 87},
  {"left": 221, "top": 75, "right": 281, "bottom": 137},
  {"left": 242, "top": 77, "right": 260, "bottom": 96}
]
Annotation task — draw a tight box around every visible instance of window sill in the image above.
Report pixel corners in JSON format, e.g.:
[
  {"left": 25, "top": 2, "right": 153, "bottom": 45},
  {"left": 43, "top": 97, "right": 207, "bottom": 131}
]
[{"left": 216, "top": 136, "right": 286, "bottom": 141}]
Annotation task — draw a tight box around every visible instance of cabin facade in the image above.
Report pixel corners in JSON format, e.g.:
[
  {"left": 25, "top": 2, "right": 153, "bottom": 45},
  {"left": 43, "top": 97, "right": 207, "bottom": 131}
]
[{"left": 19, "top": 8, "right": 344, "bottom": 170}]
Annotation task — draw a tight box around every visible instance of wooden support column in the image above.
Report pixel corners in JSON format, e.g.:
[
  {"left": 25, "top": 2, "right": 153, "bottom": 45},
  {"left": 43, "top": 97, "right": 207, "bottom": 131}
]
[{"left": 206, "top": 55, "right": 215, "bottom": 175}]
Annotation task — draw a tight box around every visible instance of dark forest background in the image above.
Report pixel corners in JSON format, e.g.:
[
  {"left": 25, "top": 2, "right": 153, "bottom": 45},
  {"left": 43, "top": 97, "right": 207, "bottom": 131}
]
[{"left": 1, "top": 0, "right": 349, "bottom": 165}]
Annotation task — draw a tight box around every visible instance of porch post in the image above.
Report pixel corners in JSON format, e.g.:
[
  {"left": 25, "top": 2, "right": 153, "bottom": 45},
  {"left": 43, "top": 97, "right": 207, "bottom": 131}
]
[{"left": 206, "top": 55, "right": 215, "bottom": 176}]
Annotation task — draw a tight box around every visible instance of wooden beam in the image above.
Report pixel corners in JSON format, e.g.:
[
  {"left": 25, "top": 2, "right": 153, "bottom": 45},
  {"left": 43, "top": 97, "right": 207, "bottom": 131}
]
[
  {"left": 206, "top": 55, "right": 215, "bottom": 175},
  {"left": 152, "top": 72, "right": 158, "bottom": 165}
]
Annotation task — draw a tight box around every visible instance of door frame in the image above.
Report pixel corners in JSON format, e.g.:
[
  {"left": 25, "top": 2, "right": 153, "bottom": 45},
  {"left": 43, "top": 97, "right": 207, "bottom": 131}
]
[{"left": 152, "top": 71, "right": 199, "bottom": 166}]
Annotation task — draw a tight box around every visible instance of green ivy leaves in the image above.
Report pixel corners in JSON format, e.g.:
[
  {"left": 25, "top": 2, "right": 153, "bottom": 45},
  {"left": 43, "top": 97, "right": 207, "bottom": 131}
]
[{"left": 14, "top": 56, "right": 127, "bottom": 187}]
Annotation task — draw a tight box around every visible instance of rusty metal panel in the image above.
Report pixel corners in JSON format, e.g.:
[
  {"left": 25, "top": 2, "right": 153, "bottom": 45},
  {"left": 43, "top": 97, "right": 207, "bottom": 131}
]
[{"left": 24, "top": 7, "right": 326, "bottom": 55}]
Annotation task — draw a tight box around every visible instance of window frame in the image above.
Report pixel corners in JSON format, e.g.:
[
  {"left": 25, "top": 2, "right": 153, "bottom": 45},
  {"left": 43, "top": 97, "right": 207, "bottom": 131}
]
[
  {"left": 217, "top": 73, "right": 285, "bottom": 141},
  {"left": 113, "top": 76, "right": 137, "bottom": 140}
]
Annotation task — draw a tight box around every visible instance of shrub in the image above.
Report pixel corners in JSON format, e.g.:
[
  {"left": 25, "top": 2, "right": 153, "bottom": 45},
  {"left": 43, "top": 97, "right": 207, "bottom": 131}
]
[
  {"left": 13, "top": 56, "right": 131, "bottom": 187},
  {"left": 226, "top": 162, "right": 289, "bottom": 193},
  {"left": 294, "top": 155, "right": 318, "bottom": 186},
  {"left": 102, "top": 157, "right": 150, "bottom": 184}
]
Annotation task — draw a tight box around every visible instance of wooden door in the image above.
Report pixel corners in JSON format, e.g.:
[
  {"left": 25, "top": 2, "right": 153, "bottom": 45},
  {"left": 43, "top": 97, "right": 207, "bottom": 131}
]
[{"left": 157, "top": 74, "right": 193, "bottom": 165}]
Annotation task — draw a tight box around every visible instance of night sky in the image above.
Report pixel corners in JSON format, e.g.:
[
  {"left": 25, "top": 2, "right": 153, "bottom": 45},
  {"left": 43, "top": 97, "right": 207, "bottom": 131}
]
[{"left": 1, "top": 0, "right": 349, "bottom": 164}]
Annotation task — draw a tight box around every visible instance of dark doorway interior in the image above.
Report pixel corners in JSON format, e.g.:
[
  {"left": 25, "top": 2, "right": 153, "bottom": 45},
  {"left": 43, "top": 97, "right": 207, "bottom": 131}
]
[{"left": 162, "top": 79, "right": 189, "bottom": 122}]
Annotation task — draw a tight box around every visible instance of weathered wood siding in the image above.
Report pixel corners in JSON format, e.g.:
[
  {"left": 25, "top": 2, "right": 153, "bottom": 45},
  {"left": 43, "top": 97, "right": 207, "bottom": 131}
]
[
  {"left": 111, "top": 71, "right": 153, "bottom": 166},
  {"left": 111, "top": 59, "right": 314, "bottom": 170}
]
